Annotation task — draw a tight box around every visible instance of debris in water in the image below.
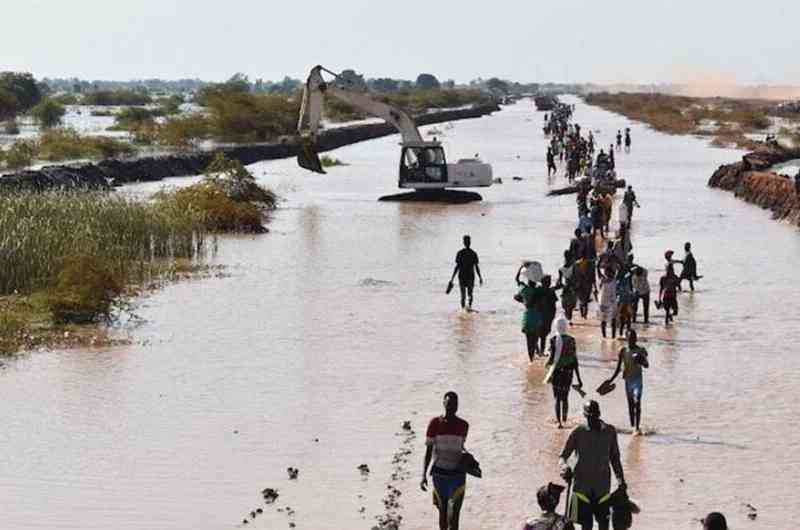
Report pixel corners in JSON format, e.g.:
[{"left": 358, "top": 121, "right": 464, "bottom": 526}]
[
  {"left": 287, "top": 467, "right": 299, "bottom": 480},
  {"left": 401, "top": 421, "right": 412, "bottom": 431},
  {"left": 358, "top": 464, "right": 370, "bottom": 475}
]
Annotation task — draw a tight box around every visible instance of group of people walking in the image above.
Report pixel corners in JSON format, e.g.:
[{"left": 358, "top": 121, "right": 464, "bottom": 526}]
[{"left": 429, "top": 108, "right": 718, "bottom": 530}]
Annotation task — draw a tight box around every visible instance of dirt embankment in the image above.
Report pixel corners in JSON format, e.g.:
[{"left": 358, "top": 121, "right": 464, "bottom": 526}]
[
  {"left": 708, "top": 143, "right": 800, "bottom": 225},
  {"left": 0, "top": 104, "right": 499, "bottom": 192}
]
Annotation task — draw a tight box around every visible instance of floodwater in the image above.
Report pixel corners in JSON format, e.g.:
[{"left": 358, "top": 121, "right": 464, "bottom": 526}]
[{"left": 1, "top": 97, "right": 799, "bottom": 529}]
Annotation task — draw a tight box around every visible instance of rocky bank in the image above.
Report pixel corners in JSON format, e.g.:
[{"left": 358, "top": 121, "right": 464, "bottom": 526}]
[
  {"left": 0, "top": 104, "right": 499, "bottom": 192},
  {"left": 708, "top": 142, "right": 800, "bottom": 226}
]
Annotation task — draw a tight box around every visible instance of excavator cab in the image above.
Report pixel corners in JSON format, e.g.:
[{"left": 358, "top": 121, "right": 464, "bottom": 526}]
[{"left": 399, "top": 143, "right": 448, "bottom": 188}]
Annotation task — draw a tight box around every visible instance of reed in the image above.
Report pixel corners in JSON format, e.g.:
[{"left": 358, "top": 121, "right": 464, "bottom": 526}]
[{"left": 0, "top": 191, "right": 206, "bottom": 296}]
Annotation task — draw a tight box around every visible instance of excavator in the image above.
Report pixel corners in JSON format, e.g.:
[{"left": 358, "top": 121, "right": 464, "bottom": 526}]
[{"left": 296, "top": 65, "right": 493, "bottom": 190}]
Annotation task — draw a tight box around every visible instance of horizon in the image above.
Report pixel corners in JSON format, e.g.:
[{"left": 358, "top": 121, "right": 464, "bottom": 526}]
[{"left": 3, "top": 0, "right": 799, "bottom": 86}]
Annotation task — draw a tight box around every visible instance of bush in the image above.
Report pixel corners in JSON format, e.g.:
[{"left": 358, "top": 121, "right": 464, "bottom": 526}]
[
  {"left": 47, "top": 255, "right": 123, "bottom": 323},
  {"left": 83, "top": 90, "right": 152, "bottom": 106},
  {"left": 51, "top": 94, "right": 79, "bottom": 105},
  {"left": 37, "top": 128, "right": 135, "bottom": 161},
  {"left": 156, "top": 114, "right": 211, "bottom": 148},
  {"left": 0, "top": 310, "right": 25, "bottom": 354},
  {"left": 112, "top": 107, "right": 162, "bottom": 130},
  {"left": 154, "top": 153, "right": 276, "bottom": 232},
  {"left": 204, "top": 92, "right": 299, "bottom": 142},
  {"left": 159, "top": 94, "right": 184, "bottom": 115},
  {"left": 4, "top": 140, "right": 37, "bottom": 168},
  {"left": 31, "top": 98, "right": 66, "bottom": 128}
]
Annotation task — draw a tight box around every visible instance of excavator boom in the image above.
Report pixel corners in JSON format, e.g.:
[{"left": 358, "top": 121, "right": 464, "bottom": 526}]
[
  {"left": 296, "top": 65, "right": 492, "bottom": 190},
  {"left": 297, "top": 65, "right": 423, "bottom": 174}
]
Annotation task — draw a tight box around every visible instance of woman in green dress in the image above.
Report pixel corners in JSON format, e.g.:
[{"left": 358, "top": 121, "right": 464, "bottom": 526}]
[{"left": 515, "top": 262, "right": 543, "bottom": 362}]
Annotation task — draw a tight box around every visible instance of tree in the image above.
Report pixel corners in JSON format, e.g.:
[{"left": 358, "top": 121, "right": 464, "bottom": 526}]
[
  {"left": 370, "top": 78, "right": 399, "bottom": 92},
  {"left": 442, "top": 79, "right": 456, "bottom": 89},
  {"left": 416, "top": 73, "right": 440, "bottom": 90},
  {"left": 226, "top": 73, "right": 252, "bottom": 93},
  {"left": 0, "top": 89, "right": 18, "bottom": 120},
  {"left": 486, "top": 77, "right": 510, "bottom": 94},
  {"left": 31, "top": 99, "right": 66, "bottom": 128},
  {"left": 335, "top": 69, "right": 367, "bottom": 91},
  {"left": 0, "top": 72, "right": 42, "bottom": 112}
]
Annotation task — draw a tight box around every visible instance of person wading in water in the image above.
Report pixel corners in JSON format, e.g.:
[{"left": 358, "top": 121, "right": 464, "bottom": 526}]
[
  {"left": 631, "top": 266, "right": 650, "bottom": 324},
  {"left": 678, "top": 241, "right": 702, "bottom": 291},
  {"left": 516, "top": 263, "right": 544, "bottom": 361},
  {"left": 557, "top": 251, "right": 578, "bottom": 322},
  {"left": 449, "top": 235, "right": 482, "bottom": 311},
  {"left": 606, "top": 329, "right": 649, "bottom": 435},
  {"left": 545, "top": 317, "right": 584, "bottom": 429},
  {"left": 598, "top": 268, "right": 618, "bottom": 339},
  {"left": 421, "top": 392, "right": 469, "bottom": 530},
  {"left": 537, "top": 275, "right": 559, "bottom": 355},
  {"left": 658, "top": 265, "right": 680, "bottom": 325},
  {"left": 559, "top": 400, "right": 626, "bottom": 530}
]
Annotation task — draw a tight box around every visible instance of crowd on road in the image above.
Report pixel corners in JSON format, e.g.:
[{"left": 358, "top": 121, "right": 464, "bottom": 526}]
[{"left": 424, "top": 101, "right": 721, "bottom": 530}]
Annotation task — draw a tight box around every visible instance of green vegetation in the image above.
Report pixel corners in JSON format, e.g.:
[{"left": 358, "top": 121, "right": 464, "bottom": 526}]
[
  {"left": 37, "top": 128, "right": 135, "bottom": 161},
  {"left": 153, "top": 114, "right": 210, "bottom": 148},
  {"left": 0, "top": 190, "right": 206, "bottom": 350},
  {"left": 1, "top": 129, "right": 135, "bottom": 169},
  {"left": 83, "top": 90, "right": 152, "bottom": 106},
  {"left": 154, "top": 153, "right": 276, "bottom": 232},
  {"left": 203, "top": 90, "right": 299, "bottom": 142},
  {"left": 0, "top": 72, "right": 42, "bottom": 119},
  {"left": 585, "top": 92, "right": 774, "bottom": 149},
  {"left": 4, "top": 140, "right": 37, "bottom": 169},
  {"left": 320, "top": 155, "right": 346, "bottom": 167},
  {"left": 31, "top": 99, "right": 66, "bottom": 128},
  {"left": 0, "top": 153, "right": 275, "bottom": 354},
  {"left": 158, "top": 94, "right": 184, "bottom": 115},
  {"left": 111, "top": 107, "right": 163, "bottom": 130},
  {"left": 51, "top": 94, "right": 79, "bottom": 106}
]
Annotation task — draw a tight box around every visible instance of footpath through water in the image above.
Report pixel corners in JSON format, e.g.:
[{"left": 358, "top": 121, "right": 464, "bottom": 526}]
[{"left": 0, "top": 97, "right": 798, "bottom": 529}]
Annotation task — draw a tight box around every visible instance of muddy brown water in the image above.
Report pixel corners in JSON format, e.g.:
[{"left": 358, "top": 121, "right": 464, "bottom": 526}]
[{"left": 1, "top": 98, "right": 798, "bottom": 529}]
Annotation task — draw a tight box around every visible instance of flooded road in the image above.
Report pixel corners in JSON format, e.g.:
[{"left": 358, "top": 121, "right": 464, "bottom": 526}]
[{"left": 1, "top": 98, "right": 799, "bottom": 529}]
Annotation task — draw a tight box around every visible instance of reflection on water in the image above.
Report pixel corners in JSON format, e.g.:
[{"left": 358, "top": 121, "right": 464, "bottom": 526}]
[{"left": 0, "top": 98, "right": 799, "bottom": 529}]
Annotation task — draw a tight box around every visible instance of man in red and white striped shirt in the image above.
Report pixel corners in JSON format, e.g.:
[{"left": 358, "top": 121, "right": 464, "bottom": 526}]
[{"left": 421, "top": 391, "right": 469, "bottom": 530}]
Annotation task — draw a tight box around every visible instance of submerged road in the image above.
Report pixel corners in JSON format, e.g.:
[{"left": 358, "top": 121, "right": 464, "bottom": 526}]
[{"left": 0, "top": 97, "right": 797, "bottom": 529}]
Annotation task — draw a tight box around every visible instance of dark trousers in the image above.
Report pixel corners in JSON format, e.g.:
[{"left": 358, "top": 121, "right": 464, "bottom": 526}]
[{"left": 633, "top": 293, "right": 650, "bottom": 323}]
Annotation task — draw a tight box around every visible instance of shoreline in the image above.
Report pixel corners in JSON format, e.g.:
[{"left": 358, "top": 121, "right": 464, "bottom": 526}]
[{"left": 0, "top": 104, "right": 499, "bottom": 192}]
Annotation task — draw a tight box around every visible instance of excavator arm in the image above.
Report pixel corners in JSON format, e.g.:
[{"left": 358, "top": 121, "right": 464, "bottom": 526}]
[{"left": 297, "top": 65, "right": 423, "bottom": 174}]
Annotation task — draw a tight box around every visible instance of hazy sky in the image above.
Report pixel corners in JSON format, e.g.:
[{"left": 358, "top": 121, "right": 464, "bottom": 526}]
[{"left": 3, "top": 0, "right": 799, "bottom": 84}]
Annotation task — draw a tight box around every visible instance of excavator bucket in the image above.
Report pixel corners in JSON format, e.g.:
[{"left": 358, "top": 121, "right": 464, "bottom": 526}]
[{"left": 297, "top": 137, "right": 326, "bottom": 174}]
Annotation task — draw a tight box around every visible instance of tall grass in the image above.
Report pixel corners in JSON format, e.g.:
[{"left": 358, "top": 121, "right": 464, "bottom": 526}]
[
  {"left": 0, "top": 191, "right": 205, "bottom": 295},
  {"left": 585, "top": 92, "right": 774, "bottom": 144}
]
